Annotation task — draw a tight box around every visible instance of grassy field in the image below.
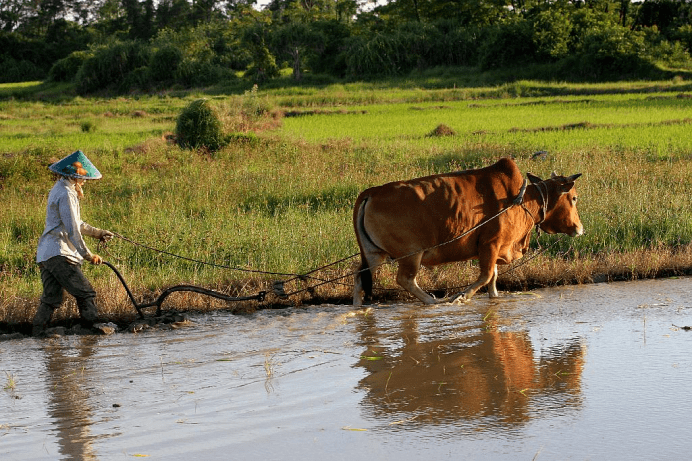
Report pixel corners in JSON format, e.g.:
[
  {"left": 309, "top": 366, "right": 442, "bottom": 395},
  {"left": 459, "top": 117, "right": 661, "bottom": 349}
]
[{"left": 3, "top": 75, "right": 692, "bottom": 324}]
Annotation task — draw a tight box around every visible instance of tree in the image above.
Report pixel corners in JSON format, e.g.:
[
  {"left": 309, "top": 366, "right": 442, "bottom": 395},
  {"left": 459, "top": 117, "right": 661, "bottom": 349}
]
[
  {"left": 243, "top": 18, "right": 280, "bottom": 82},
  {"left": 192, "top": 0, "right": 224, "bottom": 25},
  {"left": 156, "top": 0, "right": 193, "bottom": 30},
  {"left": 0, "top": 0, "right": 28, "bottom": 32},
  {"left": 272, "top": 22, "right": 317, "bottom": 80}
]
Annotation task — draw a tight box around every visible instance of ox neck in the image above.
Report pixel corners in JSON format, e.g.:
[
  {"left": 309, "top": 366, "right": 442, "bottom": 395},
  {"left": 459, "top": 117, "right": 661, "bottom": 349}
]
[{"left": 522, "top": 182, "right": 549, "bottom": 228}]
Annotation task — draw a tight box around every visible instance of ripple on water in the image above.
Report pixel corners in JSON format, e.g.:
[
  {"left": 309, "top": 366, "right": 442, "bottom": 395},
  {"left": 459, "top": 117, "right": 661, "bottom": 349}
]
[{"left": 2, "top": 277, "right": 692, "bottom": 460}]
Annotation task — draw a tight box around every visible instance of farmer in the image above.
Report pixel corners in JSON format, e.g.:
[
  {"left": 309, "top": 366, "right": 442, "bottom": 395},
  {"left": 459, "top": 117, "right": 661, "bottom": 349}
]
[{"left": 33, "top": 150, "right": 114, "bottom": 336}]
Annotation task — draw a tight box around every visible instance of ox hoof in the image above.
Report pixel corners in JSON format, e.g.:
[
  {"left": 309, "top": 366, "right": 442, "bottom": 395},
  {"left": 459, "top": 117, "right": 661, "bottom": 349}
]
[{"left": 447, "top": 292, "right": 468, "bottom": 305}]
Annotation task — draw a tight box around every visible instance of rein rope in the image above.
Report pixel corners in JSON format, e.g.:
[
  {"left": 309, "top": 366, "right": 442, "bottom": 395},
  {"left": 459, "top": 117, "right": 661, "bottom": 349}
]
[{"left": 104, "top": 177, "right": 567, "bottom": 303}]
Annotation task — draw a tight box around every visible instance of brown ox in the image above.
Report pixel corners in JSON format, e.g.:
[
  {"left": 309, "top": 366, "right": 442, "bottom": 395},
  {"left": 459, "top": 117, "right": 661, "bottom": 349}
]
[{"left": 352, "top": 157, "right": 583, "bottom": 306}]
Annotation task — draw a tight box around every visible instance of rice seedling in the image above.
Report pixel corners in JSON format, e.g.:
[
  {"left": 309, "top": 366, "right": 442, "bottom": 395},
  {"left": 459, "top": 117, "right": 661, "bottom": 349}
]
[
  {"left": 4, "top": 372, "right": 16, "bottom": 391},
  {"left": 264, "top": 353, "right": 276, "bottom": 378}
]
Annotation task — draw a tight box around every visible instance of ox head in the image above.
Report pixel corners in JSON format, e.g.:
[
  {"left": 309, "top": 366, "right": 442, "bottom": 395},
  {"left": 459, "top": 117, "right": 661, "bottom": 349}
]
[{"left": 526, "top": 171, "right": 584, "bottom": 237}]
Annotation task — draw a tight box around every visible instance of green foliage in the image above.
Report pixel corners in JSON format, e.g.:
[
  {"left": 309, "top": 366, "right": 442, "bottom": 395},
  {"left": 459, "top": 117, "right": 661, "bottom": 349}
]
[
  {"left": 242, "top": 84, "right": 272, "bottom": 117},
  {"left": 150, "top": 24, "right": 244, "bottom": 86},
  {"left": 5, "top": 80, "right": 692, "bottom": 317},
  {"left": 80, "top": 120, "right": 97, "bottom": 133},
  {"left": 175, "top": 98, "right": 227, "bottom": 152},
  {"left": 49, "top": 51, "right": 92, "bottom": 83},
  {"left": 0, "top": 57, "right": 46, "bottom": 84},
  {"left": 479, "top": 19, "right": 536, "bottom": 70},
  {"left": 345, "top": 30, "right": 416, "bottom": 77},
  {"left": 0, "top": 32, "right": 50, "bottom": 83},
  {"left": 243, "top": 24, "right": 281, "bottom": 83},
  {"left": 306, "top": 20, "right": 352, "bottom": 77},
  {"left": 531, "top": 9, "right": 572, "bottom": 60},
  {"left": 226, "top": 132, "right": 260, "bottom": 146},
  {"left": 567, "top": 27, "right": 657, "bottom": 79},
  {"left": 75, "top": 40, "right": 152, "bottom": 94},
  {"left": 148, "top": 45, "right": 183, "bottom": 83}
]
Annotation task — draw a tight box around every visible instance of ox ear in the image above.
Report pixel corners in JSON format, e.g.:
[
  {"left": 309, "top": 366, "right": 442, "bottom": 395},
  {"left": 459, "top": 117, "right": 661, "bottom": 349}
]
[
  {"left": 526, "top": 172, "right": 542, "bottom": 184},
  {"left": 559, "top": 173, "right": 582, "bottom": 194}
]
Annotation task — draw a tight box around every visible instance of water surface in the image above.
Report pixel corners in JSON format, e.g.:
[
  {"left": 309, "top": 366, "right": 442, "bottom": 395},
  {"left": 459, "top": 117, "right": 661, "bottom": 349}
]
[{"left": 3, "top": 277, "right": 692, "bottom": 460}]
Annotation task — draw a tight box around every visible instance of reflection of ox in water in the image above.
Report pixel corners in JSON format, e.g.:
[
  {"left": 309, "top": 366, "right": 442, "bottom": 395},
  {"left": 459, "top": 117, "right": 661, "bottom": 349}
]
[
  {"left": 353, "top": 157, "right": 583, "bottom": 305},
  {"left": 354, "top": 307, "right": 585, "bottom": 426}
]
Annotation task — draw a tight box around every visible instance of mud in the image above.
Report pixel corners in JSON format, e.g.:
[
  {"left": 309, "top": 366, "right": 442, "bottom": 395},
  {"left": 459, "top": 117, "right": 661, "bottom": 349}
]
[{"left": 0, "top": 311, "right": 191, "bottom": 340}]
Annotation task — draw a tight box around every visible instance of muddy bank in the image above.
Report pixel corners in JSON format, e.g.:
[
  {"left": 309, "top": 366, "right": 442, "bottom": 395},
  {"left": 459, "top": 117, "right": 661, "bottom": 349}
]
[
  {"left": 4, "top": 246, "right": 692, "bottom": 339},
  {"left": 0, "top": 311, "right": 191, "bottom": 341}
]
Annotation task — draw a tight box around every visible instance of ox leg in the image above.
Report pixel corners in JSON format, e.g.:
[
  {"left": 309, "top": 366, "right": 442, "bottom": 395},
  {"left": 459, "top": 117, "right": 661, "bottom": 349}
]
[
  {"left": 488, "top": 265, "right": 499, "bottom": 298},
  {"left": 450, "top": 252, "right": 498, "bottom": 304},
  {"left": 396, "top": 254, "right": 438, "bottom": 305},
  {"left": 353, "top": 252, "right": 387, "bottom": 306}
]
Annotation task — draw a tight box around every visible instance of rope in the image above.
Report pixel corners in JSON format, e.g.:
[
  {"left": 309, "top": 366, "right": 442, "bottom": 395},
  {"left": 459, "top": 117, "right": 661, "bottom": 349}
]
[
  {"left": 104, "top": 177, "right": 564, "bottom": 301},
  {"left": 440, "top": 233, "right": 568, "bottom": 294},
  {"left": 281, "top": 179, "right": 533, "bottom": 298},
  {"left": 105, "top": 231, "right": 361, "bottom": 298},
  {"left": 110, "top": 232, "right": 299, "bottom": 277}
]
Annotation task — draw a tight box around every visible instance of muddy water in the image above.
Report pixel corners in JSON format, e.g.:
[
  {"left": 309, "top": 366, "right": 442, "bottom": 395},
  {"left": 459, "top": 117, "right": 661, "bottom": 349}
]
[{"left": 3, "top": 277, "right": 692, "bottom": 460}]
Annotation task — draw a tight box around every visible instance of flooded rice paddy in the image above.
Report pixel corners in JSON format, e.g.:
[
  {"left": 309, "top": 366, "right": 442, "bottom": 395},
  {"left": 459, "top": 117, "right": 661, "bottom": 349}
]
[{"left": 3, "top": 277, "right": 692, "bottom": 460}]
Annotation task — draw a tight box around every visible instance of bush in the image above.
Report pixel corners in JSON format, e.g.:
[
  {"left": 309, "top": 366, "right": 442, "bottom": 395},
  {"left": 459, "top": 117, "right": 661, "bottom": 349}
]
[
  {"left": 0, "top": 57, "right": 46, "bottom": 83},
  {"left": 175, "top": 99, "right": 227, "bottom": 152},
  {"left": 75, "top": 40, "right": 151, "bottom": 94},
  {"left": 48, "top": 51, "right": 92, "bottom": 82},
  {"left": 226, "top": 132, "right": 260, "bottom": 146},
  {"left": 345, "top": 32, "right": 410, "bottom": 77},
  {"left": 433, "top": 21, "right": 484, "bottom": 67},
  {"left": 479, "top": 19, "right": 536, "bottom": 70},
  {"left": 531, "top": 9, "right": 572, "bottom": 60},
  {"left": 151, "top": 25, "right": 243, "bottom": 87},
  {"left": 570, "top": 27, "right": 654, "bottom": 79},
  {"left": 148, "top": 45, "right": 183, "bottom": 83}
]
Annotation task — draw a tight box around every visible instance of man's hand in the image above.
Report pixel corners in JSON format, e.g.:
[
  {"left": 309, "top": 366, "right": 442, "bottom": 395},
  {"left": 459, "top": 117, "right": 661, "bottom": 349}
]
[
  {"left": 99, "top": 230, "right": 115, "bottom": 242},
  {"left": 89, "top": 254, "right": 103, "bottom": 265}
]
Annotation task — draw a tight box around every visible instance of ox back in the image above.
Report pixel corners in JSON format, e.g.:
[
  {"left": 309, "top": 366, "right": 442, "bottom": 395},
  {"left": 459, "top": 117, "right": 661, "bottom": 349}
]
[{"left": 352, "top": 157, "right": 583, "bottom": 306}]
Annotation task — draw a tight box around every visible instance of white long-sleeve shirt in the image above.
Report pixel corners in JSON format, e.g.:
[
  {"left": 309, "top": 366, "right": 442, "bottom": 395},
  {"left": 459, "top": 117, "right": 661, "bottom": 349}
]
[{"left": 36, "top": 178, "right": 102, "bottom": 265}]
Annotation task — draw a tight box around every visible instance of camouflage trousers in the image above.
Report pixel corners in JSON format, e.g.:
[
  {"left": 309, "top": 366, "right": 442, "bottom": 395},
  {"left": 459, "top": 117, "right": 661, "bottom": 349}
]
[{"left": 34, "top": 256, "right": 98, "bottom": 336}]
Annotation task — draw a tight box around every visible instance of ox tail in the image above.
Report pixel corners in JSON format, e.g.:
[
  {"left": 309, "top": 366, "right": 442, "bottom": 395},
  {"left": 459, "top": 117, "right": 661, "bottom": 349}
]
[{"left": 354, "top": 196, "right": 378, "bottom": 300}]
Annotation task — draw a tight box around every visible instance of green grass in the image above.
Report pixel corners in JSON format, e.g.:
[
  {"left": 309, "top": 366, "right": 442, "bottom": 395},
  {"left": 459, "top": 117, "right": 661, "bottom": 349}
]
[{"left": 3, "top": 74, "right": 692, "bottom": 323}]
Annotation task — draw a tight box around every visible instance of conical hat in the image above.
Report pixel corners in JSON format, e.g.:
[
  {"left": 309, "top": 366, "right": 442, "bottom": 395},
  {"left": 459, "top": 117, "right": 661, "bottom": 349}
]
[{"left": 48, "top": 150, "right": 102, "bottom": 180}]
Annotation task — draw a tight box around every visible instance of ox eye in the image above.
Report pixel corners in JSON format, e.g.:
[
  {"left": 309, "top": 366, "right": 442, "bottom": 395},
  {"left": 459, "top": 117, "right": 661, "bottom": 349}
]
[{"left": 572, "top": 196, "right": 578, "bottom": 203}]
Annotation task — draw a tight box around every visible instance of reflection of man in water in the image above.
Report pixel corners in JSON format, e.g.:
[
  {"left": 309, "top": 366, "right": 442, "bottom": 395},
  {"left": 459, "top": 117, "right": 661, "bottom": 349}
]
[
  {"left": 34, "top": 150, "right": 114, "bottom": 336},
  {"left": 43, "top": 336, "right": 98, "bottom": 460},
  {"left": 354, "top": 308, "right": 585, "bottom": 426}
]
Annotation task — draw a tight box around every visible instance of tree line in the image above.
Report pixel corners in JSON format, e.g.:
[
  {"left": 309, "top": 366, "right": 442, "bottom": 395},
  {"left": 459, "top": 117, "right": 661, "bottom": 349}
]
[{"left": 2, "top": 0, "right": 692, "bottom": 91}]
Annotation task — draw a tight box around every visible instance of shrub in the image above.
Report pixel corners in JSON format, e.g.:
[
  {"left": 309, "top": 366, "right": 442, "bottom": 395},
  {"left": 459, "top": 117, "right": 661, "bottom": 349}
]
[
  {"left": 570, "top": 27, "right": 654, "bottom": 79},
  {"left": 0, "top": 57, "right": 46, "bottom": 83},
  {"left": 479, "top": 19, "right": 536, "bottom": 70},
  {"left": 75, "top": 40, "right": 151, "bottom": 94},
  {"left": 148, "top": 45, "right": 183, "bottom": 83},
  {"left": 531, "top": 9, "right": 572, "bottom": 60},
  {"left": 433, "top": 22, "right": 484, "bottom": 67},
  {"left": 226, "top": 132, "right": 260, "bottom": 146},
  {"left": 80, "top": 120, "right": 97, "bottom": 133},
  {"left": 175, "top": 99, "right": 227, "bottom": 152},
  {"left": 48, "top": 51, "right": 92, "bottom": 82}
]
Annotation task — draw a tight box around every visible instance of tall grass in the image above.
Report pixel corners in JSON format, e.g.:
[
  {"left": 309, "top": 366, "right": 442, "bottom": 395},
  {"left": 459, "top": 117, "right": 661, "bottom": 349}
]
[{"left": 3, "top": 77, "right": 692, "bottom": 323}]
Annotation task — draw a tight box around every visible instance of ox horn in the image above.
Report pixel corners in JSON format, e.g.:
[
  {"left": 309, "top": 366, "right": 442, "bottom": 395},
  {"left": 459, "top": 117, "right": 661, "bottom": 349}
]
[{"left": 526, "top": 172, "right": 542, "bottom": 184}]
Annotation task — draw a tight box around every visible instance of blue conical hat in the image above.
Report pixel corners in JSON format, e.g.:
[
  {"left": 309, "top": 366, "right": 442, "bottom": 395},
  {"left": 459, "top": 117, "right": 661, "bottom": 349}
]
[{"left": 49, "top": 150, "right": 102, "bottom": 180}]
